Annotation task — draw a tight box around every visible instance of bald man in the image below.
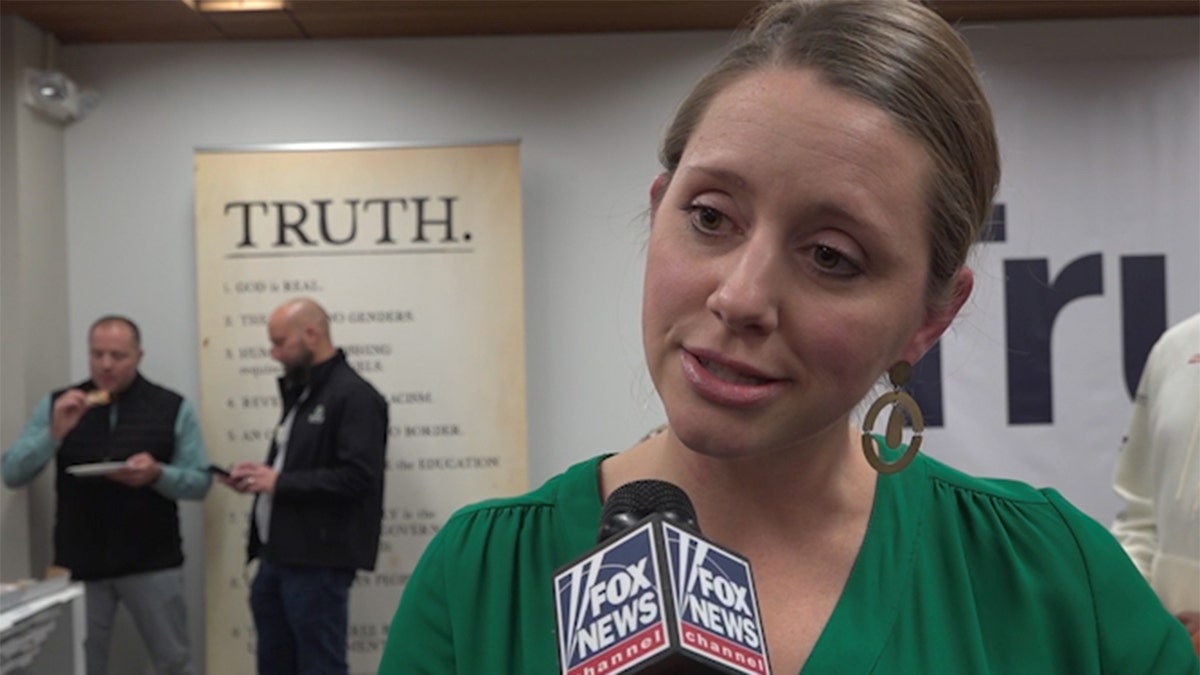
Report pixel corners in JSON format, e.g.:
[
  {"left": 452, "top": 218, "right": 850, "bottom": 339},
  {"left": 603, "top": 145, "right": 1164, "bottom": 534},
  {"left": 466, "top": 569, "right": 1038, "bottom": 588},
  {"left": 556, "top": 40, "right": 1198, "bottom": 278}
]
[{"left": 224, "top": 298, "right": 388, "bottom": 675}]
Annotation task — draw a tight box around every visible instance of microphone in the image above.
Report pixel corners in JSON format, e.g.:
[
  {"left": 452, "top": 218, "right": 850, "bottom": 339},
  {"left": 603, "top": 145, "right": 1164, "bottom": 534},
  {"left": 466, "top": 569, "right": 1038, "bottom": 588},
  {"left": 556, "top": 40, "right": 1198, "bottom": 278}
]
[{"left": 554, "top": 479, "right": 771, "bottom": 675}]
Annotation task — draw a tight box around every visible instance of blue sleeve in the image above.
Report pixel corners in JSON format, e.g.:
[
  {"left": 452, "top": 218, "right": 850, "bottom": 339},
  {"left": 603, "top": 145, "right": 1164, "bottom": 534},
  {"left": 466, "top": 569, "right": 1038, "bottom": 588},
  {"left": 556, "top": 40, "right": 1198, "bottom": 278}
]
[
  {"left": 153, "top": 399, "right": 212, "bottom": 500},
  {"left": 1, "top": 395, "right": 58, "bottom": 487}
]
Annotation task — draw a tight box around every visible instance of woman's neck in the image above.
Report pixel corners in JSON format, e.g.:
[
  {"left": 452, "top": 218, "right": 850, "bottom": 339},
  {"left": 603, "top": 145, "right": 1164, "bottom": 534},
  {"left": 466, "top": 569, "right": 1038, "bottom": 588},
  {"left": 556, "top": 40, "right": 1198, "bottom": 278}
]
[{"left": 602, "top": 422, "right": 878, "bottom": 550}]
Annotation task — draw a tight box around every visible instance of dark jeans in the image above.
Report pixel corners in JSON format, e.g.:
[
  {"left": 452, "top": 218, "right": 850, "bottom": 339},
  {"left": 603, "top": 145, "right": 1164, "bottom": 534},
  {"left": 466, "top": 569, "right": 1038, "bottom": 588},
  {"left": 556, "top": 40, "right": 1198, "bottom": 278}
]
[{"left": 250, "top": 560, "right": 356, "bottom": 675}]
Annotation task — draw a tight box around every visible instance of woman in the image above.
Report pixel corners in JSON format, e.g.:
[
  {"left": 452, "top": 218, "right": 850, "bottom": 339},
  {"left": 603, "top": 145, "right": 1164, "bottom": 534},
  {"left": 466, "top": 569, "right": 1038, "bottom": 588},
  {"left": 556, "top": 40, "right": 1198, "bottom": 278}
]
[{"left": 379, "top": 1, "right": 1198, "bottom": 672}]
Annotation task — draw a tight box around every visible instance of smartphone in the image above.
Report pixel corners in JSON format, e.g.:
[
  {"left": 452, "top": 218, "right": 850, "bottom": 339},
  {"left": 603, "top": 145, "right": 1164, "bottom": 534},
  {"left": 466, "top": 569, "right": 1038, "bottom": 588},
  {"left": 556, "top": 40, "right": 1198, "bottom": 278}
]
[{"left": 207, "top": 465, "right": 232, "bottom": 478}]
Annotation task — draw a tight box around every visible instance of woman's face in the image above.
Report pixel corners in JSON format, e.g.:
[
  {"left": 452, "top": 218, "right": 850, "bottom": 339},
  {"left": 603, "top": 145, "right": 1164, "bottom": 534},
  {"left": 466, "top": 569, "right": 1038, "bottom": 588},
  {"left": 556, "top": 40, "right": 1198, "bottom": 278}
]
[{"left": 643, "top": 67, "right": 966, "bottom": 460}]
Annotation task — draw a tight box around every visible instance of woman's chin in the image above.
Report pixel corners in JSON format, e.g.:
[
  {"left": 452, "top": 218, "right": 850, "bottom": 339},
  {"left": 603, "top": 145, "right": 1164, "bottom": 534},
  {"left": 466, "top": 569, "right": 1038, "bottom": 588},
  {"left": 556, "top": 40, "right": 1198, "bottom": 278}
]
[{"left": 666, "top": 419, "right": 761, "bottom": 461}]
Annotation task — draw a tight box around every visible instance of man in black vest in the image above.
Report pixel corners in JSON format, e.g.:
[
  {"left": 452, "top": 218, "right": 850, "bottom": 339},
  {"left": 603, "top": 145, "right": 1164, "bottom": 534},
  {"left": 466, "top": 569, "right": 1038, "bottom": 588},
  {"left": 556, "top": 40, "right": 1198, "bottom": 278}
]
[
  {"left": 222, "top": 297, "right": 387, "bottom": 675},
  {"left": 1, "top": 315, "right": 211, "bottom": 675}
]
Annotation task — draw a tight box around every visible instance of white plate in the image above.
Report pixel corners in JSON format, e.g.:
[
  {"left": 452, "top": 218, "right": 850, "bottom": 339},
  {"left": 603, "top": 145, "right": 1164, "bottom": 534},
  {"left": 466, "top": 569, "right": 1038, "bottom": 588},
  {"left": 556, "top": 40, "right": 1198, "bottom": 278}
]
[{"left": 65, "top": 461, "right": 128, "bottom": 477}]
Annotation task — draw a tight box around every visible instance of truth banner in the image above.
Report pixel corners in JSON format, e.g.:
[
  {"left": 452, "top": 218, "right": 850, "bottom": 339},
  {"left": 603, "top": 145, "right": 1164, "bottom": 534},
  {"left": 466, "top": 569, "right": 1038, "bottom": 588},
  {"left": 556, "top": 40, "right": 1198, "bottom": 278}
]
[{"left": 194, "top": 141, "right": 526, "bottom": 674}]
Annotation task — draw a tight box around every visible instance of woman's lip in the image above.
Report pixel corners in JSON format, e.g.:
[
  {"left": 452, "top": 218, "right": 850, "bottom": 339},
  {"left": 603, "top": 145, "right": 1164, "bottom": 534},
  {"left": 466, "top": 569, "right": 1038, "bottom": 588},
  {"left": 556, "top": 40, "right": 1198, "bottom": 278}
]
[
  {"left": 679, "top": 349, "right": 787, "bottom": 408},
  {"left": 686, "top": 348, "right": 778, "bottom": 380}
]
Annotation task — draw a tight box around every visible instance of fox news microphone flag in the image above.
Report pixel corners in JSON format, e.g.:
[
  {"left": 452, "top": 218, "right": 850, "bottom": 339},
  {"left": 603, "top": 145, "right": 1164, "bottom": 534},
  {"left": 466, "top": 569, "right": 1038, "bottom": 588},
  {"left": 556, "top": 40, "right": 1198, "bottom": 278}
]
[{"left": 554, "top": 480, "right": 771, "bottom": 675}]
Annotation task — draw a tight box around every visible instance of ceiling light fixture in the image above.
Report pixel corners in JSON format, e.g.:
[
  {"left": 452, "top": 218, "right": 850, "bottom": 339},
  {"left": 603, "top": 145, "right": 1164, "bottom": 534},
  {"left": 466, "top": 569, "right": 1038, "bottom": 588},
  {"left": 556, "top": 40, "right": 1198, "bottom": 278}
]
[{"left": 194, "top": 0, "right": 287, "bottom": 12}]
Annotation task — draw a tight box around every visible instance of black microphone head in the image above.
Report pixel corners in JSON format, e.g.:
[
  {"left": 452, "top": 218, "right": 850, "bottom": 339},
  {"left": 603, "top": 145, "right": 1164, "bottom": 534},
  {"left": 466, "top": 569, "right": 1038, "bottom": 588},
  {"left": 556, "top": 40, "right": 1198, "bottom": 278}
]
[{"left": 597, "top": 479, "right": 699, "bottom": 544}]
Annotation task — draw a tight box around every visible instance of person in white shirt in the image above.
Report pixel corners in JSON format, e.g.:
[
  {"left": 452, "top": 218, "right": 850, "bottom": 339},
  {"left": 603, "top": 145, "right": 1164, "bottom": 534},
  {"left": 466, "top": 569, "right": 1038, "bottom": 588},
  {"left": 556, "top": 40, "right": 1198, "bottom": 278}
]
[{"left": 1112, "top": 311, "right": 1200, "bottom": 653}]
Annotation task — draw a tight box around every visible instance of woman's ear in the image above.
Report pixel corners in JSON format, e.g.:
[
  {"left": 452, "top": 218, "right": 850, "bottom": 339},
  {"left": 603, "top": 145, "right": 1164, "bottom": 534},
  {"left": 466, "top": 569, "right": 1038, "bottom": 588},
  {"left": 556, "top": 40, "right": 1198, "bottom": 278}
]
[
  {"left": 650, "top": 172, "right": 670, "bottom": 214},
  {"left": 902, "top": 267, "right": 974, "bottom": 364}
]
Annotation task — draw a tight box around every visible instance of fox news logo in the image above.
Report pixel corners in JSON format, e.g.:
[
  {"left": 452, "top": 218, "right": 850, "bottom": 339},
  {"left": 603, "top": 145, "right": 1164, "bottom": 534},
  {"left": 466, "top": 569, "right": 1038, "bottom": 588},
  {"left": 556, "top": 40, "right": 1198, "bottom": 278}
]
[
  {"left": 555, "top": 524, "right": 670, "bottom": 675},
  {"left": 665, "top": 523, "right": 770, "bottom": 675}
]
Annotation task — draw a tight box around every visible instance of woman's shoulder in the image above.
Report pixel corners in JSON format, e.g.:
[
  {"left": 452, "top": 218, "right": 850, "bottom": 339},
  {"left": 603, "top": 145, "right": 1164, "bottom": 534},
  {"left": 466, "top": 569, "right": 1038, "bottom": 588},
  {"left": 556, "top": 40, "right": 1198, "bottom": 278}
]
[
  {"left": 912, "top": 453, "right": 1129, "bottom": 564},
  {"left": 385, "top": 456, "right": 607, "bottom": 674},
  {"left": 856, "top": 454, "right": 1198, "bottom": 672},
  {"left": 453, "top": 454, "right": 604, "bottom": 514},
  {"left": 432, "top": 454, "right": 607, "bottom": 552},
  {"left": 919, "top": 453, "right": 1055, "bottom": 503}
]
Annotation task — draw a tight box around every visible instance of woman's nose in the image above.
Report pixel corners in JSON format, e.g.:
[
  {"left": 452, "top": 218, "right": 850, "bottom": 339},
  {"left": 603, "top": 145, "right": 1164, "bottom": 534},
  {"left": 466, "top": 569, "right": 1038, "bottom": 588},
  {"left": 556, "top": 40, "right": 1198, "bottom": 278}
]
[{"left": 706, "top": 238, "right": 781, "bottom": 334}]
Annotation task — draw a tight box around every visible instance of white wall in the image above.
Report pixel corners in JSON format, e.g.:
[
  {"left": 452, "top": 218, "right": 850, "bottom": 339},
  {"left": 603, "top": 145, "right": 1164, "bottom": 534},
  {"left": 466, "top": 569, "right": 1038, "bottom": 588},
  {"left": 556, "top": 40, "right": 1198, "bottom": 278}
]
[
  {"left": 0, "top": 14, "right": 75, "bottom": 675},
  {"left": 1, "top": 15, "right": 71, "bottom": 581},
  {"left": 4, "top": 14, "right": 1194, "bottom": 673}
]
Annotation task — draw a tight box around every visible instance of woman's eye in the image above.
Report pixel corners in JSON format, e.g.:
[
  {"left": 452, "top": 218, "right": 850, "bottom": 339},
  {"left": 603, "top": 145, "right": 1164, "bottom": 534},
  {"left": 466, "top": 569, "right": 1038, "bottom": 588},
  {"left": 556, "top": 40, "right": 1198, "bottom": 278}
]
[
  {"left": 812, "top": 244, "right": 862, "bottom": 277},
  {"left": 685, "top": 205, "right": 729, "bottom": 235}
]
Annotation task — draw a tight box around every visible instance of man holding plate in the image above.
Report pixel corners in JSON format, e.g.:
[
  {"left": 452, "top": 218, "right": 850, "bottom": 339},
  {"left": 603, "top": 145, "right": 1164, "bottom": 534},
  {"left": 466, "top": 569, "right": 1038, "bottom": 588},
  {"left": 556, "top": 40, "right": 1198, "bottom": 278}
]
[{"left": 2, "top": 315, "right": 211, "bottom": 675}]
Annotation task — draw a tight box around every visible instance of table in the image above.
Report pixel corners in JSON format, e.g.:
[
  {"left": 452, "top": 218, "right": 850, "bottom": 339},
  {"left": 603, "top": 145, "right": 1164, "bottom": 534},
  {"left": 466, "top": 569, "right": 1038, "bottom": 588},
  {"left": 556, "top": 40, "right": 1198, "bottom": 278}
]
[{"left": 0, "top": 583, "right": 85, "bottom": 675}]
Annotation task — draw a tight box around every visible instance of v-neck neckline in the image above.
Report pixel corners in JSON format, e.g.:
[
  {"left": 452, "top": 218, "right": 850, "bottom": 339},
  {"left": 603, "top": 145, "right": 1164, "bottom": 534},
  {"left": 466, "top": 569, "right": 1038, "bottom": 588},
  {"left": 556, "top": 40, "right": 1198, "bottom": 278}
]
[
  {"left": 566, "top": 451, "right": 927, "bottom": 675},
  {"left": 800, "top": 452, "right": 926, "bottom": 674}
]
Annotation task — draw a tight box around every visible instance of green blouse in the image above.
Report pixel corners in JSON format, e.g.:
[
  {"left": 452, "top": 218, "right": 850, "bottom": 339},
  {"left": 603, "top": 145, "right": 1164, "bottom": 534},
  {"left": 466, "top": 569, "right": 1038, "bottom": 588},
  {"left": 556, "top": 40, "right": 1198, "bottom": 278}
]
[{"left": 379, "top": 453, "right": 1198, "bottom": 674}]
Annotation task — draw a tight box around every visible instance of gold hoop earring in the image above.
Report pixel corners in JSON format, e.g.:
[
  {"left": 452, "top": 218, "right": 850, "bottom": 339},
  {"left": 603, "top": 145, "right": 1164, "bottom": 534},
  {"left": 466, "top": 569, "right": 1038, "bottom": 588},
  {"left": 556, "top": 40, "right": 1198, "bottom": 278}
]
[{"left": 861, "top": 361, "right": 923, "bottom": 474}]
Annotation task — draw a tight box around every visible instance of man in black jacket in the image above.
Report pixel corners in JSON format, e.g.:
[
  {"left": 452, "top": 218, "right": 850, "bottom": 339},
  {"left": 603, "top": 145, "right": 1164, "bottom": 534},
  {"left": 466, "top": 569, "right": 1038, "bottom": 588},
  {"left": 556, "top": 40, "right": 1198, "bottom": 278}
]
[{"left": 225, "top": 297, "right": 387, "bottom": 675}]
